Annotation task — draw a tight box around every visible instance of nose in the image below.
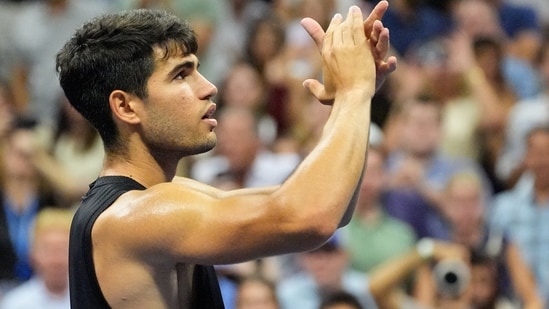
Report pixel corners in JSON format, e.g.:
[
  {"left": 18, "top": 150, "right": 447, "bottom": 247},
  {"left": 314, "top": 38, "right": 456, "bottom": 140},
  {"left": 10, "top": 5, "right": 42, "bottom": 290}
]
[{"left": 197, "top": 72, "right": 218, "bottom": 101}]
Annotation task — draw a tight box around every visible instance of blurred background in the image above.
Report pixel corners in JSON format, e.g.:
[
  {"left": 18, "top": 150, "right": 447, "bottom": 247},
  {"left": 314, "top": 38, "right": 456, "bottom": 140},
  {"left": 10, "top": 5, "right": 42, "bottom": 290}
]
[{"left": 0, "top": 0, "right": 549, "bottom": 308}]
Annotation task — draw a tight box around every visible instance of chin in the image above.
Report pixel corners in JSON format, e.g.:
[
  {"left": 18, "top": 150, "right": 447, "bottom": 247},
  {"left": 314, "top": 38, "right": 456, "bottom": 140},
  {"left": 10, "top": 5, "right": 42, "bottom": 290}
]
[{"left": 194, "top": 136, "right": 217, "bottom": 155}]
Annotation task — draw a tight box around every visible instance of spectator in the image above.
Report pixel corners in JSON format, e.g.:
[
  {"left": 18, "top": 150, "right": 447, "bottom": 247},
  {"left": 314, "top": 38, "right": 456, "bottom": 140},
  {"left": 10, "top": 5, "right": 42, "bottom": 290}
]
[
  {"left": 242, "top": 15, "right": 296, "bottom": 138},
  {"left": 496, "top": 38, "right": 549, "bottom": 188},
  {"left": 343, "top": 145, "right": 416, "bottom": 273},
  {"left": 382, "top": 96, "right": 485, "bottom": 239},
  {"left": 191, "top": 106, "right": 300, "bottom": 188},
  {"left": 0, "top": 117, "right": 55, "bottom": 290},
  {"left": 490, "top": 126, "right": 549, "bottom": 305},
  {"left": 217, "top": 62, "right": 278, "bottom": 147},
  {"left": 423, "top": 171, "right": 543, "bottom": 308},
  {"left": 388, "top": 16, "right": 506, "bottom": 164},
  {"left": 471, "top": 36, "right": 518, "bottom": 193},
  {"left": 0, "top": 207, "right": 72, "bottom": 309},
  {"left": 27, "top": 99, "right": 103, "bottom": 208},
  {"left": 485, "top": 0, "right": 544, "bottom": 100}
]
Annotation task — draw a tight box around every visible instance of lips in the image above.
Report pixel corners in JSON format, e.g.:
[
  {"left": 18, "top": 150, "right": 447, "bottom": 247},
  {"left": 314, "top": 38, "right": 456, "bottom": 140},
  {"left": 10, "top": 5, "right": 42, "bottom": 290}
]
[
  {"left": 202, "top": 104, "right": 217, "bottom": 128},
  {"left": 202, "top": 104, "right": 216, "bottom": 119}
]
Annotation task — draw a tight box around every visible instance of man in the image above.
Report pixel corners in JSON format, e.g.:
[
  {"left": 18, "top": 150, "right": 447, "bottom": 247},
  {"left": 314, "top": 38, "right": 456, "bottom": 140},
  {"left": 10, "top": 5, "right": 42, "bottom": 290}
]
[
  {"left": 0, "top": 208, "right": 73, "bottom": 309},
  {"left": 56, "top": 3, "right": 396, "bottom": 309},
  {"left": 496, "top": 38, "right": 549, "bottom": 188},
  {"left": 344, "top": 145, "right": 416, "bottom": 273},
  {"left": 384, "top": 97, "right": 485, "bottom": 239},
  {"left": 490, "top": 126, "right": 549, "bottom": 306}
]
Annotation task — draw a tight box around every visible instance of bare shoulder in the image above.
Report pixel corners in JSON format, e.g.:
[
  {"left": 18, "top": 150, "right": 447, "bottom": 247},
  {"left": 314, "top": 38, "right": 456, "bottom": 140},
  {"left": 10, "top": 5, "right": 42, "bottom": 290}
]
[{"left": 91, "top": 181, "right": 214, "bottom": 257}]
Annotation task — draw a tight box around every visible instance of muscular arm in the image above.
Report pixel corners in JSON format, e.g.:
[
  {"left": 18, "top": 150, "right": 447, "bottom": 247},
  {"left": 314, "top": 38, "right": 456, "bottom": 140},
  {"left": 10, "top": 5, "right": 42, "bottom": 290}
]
[{"left": 96, "top": 6, "right": 376, "bottom": 266}]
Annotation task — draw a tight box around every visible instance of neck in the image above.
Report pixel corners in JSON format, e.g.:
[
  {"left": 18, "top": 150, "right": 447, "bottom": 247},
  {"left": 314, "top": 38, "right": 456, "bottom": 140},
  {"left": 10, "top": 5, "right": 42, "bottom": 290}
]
[
  {"left": 102, "top": 148, "right": 179, "bottom": 187},
  {"left": 453, "top": 226, "right": 481, "bottom": 248}
]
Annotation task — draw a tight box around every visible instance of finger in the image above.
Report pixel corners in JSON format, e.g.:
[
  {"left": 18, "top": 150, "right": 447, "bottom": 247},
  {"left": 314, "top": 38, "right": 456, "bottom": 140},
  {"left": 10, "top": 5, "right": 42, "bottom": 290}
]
[
  {"left": 300, "top": 17, "right": 325, "bottom": 49},
  {"left": 369, "top": 19, "right": 384, "bottom": 46},
  {"left": 330, "top": 13, "right": 343, "bottom": 46},
  {"left": 363, "top": 0, "right": 389, "bottom": 35},
  {"left": 374, "top": 24, "right": 390, "bottom": 57},
  {"left": 350, "top": 6, "right": 365, "bottom": 45},
  {"left": 303, "top": 79, "right": 327, "bottom": 99},
  {"left": 385, "top": 56, "right": 398, "bottom": 72},
  {"left": 380, "top": 56, "right": 398, "bottom": 73}
]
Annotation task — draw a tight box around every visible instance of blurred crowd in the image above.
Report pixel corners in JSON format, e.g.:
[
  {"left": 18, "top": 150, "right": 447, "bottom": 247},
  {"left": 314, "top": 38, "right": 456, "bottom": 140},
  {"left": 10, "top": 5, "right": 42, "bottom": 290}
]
[{"left": 1, "top": 0, "right": 549, "bottom": 308}]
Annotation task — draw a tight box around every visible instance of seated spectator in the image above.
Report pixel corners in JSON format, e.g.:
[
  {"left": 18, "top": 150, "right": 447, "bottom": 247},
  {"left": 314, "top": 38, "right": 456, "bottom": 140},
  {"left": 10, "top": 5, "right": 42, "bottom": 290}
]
[
  {"left": 343, "top": 145, "right": 416, "bottom": 273},
  {"left": 191, "top": 106, "right": 300, "bottom": 188},
  {"left": 382, "top": 96, "right": 485, "bottom": 239},
  {"left": 471, "top": 36, "right": 518, "bottom": 193},
  {"left": 0, "top": 117, "right": 55, "bottom": 290},
  {"left": 488, "top": 0, "right": 544, "bottom": 100},
  {"left": 490, "top": 125, "right": 549, "bottom": 305},
  {"left": 415, "top": 250, "right": 536, "bottom": 309},
  {"left": 28, "top": 99, "right": 103, "bottom": 208},
  {"left": 496, "top": 38, "right": 549, "bottom": 188},
  {"left": 417, "top": 171, "right": 543, "bottom": 308},
  {"left": 217, "top": 62, "right": 278, "bottom": 146},
  {"left": 0, "top": 207, "right": 73, "bottom": 309}
]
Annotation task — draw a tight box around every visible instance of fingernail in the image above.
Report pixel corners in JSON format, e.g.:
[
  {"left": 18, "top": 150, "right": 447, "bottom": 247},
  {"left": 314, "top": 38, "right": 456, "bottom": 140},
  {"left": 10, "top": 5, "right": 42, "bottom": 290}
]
[{"left": 351, "top": 5, "right": 359, "bottom": 13}]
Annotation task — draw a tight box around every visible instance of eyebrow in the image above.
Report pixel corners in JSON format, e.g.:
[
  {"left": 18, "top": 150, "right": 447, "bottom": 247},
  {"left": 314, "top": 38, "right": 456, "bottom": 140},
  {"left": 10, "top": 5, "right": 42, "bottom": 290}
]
[{"left": 167, "top": 60, "right": 201, "bottom": 78}]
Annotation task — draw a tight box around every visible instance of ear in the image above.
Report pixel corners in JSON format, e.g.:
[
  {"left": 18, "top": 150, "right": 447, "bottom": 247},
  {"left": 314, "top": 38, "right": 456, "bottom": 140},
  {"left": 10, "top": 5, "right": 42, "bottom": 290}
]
[{"left": 109, "top": 90, "right": 142, "bottom": 125}]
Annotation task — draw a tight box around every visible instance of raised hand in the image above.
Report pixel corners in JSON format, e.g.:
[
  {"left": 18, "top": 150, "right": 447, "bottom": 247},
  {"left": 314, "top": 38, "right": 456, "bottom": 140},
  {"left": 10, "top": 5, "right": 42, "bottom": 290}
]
[
  {"left": 301, "top": 1, "right": 397, "bottom": 104},
  {"left": 317, "top": 6, "right": 376, "bottom": 101}
]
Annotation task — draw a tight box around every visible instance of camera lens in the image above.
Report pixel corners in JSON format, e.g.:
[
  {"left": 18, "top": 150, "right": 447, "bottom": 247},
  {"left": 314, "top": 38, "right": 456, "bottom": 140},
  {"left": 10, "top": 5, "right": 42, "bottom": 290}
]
[{"left": 432, "top": 259, "right": 470, "bottom": 298}]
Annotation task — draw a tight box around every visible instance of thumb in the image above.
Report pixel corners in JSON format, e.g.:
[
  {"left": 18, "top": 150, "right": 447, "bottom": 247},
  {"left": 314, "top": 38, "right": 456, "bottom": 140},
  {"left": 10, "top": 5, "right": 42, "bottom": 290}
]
[
  {"left": 303, "top": 79, "right": 327, "bottom": 98},
  {"left": 303, "top": 79, "right": 334, "bottom": 105}
]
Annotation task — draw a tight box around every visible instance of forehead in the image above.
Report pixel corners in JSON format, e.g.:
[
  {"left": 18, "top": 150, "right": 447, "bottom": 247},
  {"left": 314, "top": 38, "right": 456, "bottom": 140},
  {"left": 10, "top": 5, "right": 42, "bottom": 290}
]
[{"left": 151, "top": 45, "right": 197, "bottom": 71}]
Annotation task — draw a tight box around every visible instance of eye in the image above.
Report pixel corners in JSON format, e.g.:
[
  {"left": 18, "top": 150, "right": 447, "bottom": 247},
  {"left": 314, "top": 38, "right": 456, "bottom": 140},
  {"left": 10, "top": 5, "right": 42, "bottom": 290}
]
[{"left": 175, "top": 71, "right": 188, "bottom": 80}]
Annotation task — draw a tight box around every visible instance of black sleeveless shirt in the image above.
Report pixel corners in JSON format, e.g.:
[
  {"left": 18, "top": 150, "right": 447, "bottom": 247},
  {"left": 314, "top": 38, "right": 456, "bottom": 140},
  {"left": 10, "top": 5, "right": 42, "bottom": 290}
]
[{"left": 68, "top": 176, "right": 225, "bottom": 308}]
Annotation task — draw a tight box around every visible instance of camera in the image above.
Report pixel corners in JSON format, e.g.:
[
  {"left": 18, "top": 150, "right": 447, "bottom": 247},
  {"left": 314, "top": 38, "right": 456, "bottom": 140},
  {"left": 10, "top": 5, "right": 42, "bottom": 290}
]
[{"left": 432, "top": 259, "right": 470, "bottom": 298}]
